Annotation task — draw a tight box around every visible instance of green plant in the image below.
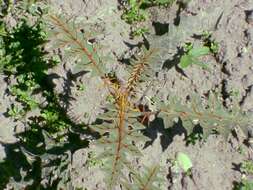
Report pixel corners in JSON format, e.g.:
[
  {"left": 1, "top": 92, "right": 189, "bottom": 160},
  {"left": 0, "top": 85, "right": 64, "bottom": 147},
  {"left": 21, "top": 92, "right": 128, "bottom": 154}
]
[
  {"left": 86, "top": 152, "right": 104, "bottom": 168},
  {"left": 121, "top": 0, "right": 175, "bottom": 37},
  {"left": 77, "top": 84, "right": 85, "bottom": 91},
  {"left": 121, "top": 0, "right": 148, "bottom": 24},
  {"left": 233, "top": 160, "right": 253, "bottom": 190},
  {"left": 48, "top": 14, "right": 253, "bottom": 189},
  {"left": 179, "top": 44, "right": 210, "bottom": 69},
  {"left": 0, "top": 0, "right": 14, "bottom": 17},
  {"left": 121, "top": 0, "right": 174, "bottom": 24},
  {"left": 0, "top": 9, "right": 73, "bottom": 132},
  {"left": 241, "top": 160, "right": 253, "bottom": 175},
  {"left": 148, "top": 0, "right": 174, "bottom": 5},
  {"left": 201, "top": 31, "right": 219, "bottom": 54},
  {"left": 7, "top": 104, "right": 25, "bottom": 120},
  {"left": 10, "top": 84, "right": 39, "bottom": 110},
  {"left": 176, "top": 152, "right": 193, "bottom": 174},
  {"left": 234, "top": 179, "right": 253, "bottom": 190},
  {"left": 186, "top": 131, "right": 203, "bottom": 145},
  {"left": 0, "top": 10, "right": 85, "bottom": 189},
  {"left": 131, "top": 26, "right": 149, "bottom": 37}
]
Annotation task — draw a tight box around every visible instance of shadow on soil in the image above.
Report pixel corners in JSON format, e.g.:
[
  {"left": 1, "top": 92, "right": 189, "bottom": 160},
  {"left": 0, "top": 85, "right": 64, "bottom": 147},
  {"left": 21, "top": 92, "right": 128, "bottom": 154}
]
[{"left": 0, "top": 20, "right": 90, "bottom": 189}]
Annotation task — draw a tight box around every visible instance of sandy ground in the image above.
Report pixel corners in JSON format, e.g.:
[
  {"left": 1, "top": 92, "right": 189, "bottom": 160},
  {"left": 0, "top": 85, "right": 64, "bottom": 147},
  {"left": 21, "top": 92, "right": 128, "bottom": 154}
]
[{"left": 1, "top": 0, "right": 253, "bottom": 189}]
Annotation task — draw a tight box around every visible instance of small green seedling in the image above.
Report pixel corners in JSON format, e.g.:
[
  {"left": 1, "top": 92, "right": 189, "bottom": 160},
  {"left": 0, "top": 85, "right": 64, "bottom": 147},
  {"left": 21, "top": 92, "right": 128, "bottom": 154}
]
[
  {"left": 186, "top": 132, "right": 203, "bottom": 145},
  {"left": 77, "top": 84, "right": 85, "bottom": 91},
  {"left": 154, "top": 0, "right": 174, "bottom": 5},
  {"left": 122, "top": 0, "right": 175, "bottom": 38},
  {"left": 209, "top": 41, "right": 219, "bottom": 54},
  {"left": 0, "top": 0, "right": 14, "bottom": 17},
  {"left": 0, "top": 23, "right": 7, "bottom": 36},
  {"left": 10, "top": 86, "right": 39, "bottom": 110},
  {"left": 233, "top": 160, "right": 253, "bottom": 190},
  {"left": 237, "top": 146, "right": 246, "bottom": 155},
  {"left": 241, "top": 160, "right": 253, "bottom": 175},
  {"left": 176, "top": 152, "right": 193, "bottom": 174},
  {"left": 86, "top": 152, "right": 104, "bottom": 168},
  {"left": 179, "top": 45, "right": 210, "bottom": 70},
  {"left": 142, "top": 0, "right": 175, "bottom": 6},
  {"left": 234, "top": 179, "right": 253, "bottom": 190},
  {"left": 202, "top": 31, "right": 219, "bottom": 54},
  {"left": 122, "top": 0, "right": 148, "bottom": 24},
  {"left": 170, "top": 152, "right": 198, "bottom": 188},
  {"left": 7, "top": 104, "right": 25, "bottom": 120},
  {"left": 41, "top": 109, "right": 59, "bottom": 124},
  {"left": 122, "top": 0, "right": 174, "bottom": 24},
  {"left": 131, "top": 27, "right": 149, "bottom": 37}
]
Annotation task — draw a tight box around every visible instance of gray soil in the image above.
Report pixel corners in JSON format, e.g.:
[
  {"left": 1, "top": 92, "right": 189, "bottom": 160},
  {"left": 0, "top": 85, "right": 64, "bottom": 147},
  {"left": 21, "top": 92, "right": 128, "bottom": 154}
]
[{"left": 1, "top": 0, "right": 253, "bottom": 189}]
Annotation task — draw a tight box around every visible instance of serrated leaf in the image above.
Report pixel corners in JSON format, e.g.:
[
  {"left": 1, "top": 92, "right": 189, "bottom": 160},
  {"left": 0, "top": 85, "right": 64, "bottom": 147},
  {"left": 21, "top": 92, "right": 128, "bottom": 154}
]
[
  {"left": 48, "top": 14, "right": 106, "bottom": 78},
  {"left": 160, "top": 92, "right": 253, "bottom": 139}
]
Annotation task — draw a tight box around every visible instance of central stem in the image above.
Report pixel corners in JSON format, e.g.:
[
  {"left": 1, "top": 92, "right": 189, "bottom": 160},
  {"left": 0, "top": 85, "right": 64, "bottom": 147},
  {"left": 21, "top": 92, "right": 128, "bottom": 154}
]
[{"left": 116, "top": 93, "right": 128, "bottom": 156}]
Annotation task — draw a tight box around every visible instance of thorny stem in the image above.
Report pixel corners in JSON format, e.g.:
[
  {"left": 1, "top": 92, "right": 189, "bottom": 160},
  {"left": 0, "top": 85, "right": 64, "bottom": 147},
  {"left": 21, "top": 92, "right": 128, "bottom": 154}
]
[
  {"left": 109, "top": 92, "right": 128, "bottom": 187},
  {"left": 108, "top": 49, "right": 157, "bottom": 186}
]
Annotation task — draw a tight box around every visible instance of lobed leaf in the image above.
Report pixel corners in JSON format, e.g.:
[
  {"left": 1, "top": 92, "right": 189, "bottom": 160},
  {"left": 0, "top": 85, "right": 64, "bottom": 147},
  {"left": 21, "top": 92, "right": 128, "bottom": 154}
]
[{"left": 159, "top": 92, "right": 253, "bottom": 138}]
